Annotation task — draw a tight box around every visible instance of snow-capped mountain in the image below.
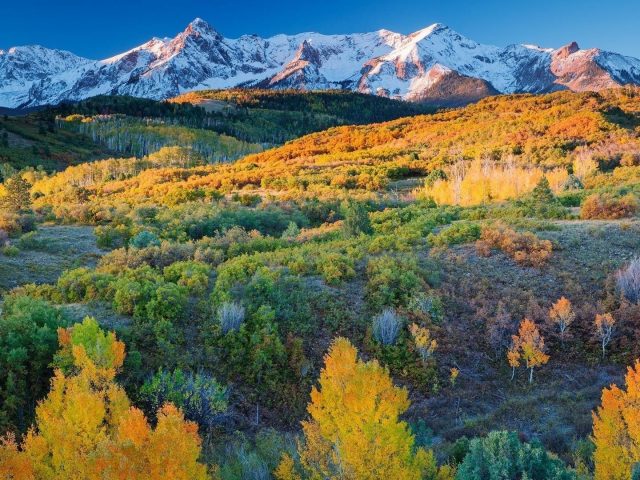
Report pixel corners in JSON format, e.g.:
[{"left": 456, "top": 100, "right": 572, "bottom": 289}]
[{"left": 2, "top": 18, "right": 640, "bottom": 108}]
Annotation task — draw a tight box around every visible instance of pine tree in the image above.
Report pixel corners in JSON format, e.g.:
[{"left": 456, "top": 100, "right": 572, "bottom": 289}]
[{"left": 1, "top": 174, "right": 31, "bottom": 213}]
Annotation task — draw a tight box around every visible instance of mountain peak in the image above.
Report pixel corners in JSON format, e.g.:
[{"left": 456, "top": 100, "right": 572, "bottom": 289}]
[
  {"left": 411, "top": 23, "right": 451, "bottom": 39},
  {"left": 294, "top": 40, "right": 322, "bottom": 65},
  {"left": 555, "top": 41, "right": 580, "bottom": 59},
  {"left": 2, "top": 21, "right": 640, "bottom": 109},
  {"left": 185, "top": 17, "right": 220, "bottom": 38}
]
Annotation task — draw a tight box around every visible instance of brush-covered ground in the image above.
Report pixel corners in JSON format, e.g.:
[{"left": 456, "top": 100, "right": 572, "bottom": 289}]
[{"left": 2, "top": 88, "right": 640, "bottom": 478}]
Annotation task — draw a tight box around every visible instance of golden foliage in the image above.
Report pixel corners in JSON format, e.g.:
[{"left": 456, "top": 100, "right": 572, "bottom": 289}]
[
  {"left": 594, "top": 313, "right": 616, "bottom": 359},
  {"left": 548, "top": 296, "right": 575, "bottom": 341},
  {"left": 409, "top": 323, "right": 437, "bottom": 363},
  {"left": 592, "top": 359, "right": 640, "bottom": 480},
  {"left": 292, "top": 337, "right": 433, "bottom": 479},
  {"left": 0, "top": 322, "right": 209, "bottom": 480},
  {"left": 25, "top": 89, "right": 640, "bottom": 212},
  {"left": 417, "top": 157, "right": 568, "bottom": 206},
  {"left": 508, "top": 318, "right": 549, "bottom": 383},
  {"left": 580, "top": 193, "right": 638, "bottom": 219}
]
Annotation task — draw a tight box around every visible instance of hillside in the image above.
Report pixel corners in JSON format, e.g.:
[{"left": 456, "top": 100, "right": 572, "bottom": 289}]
[
  {"left": 26, "top": 88, "right": 640, "bottom": 210},
  {"left": 2, "top": 88, "right": 640, "bottom": 477},
  {"left": 0, "top": 113, "right": 116, "bottom": 173}
]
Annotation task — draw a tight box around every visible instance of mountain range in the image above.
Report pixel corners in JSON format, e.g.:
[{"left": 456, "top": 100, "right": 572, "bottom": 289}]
[{"left": 2, "top": 18, "right": 640, "bottom": 109}]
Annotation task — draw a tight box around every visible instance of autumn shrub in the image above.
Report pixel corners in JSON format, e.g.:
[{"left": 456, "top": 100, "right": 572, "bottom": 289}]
[
  {"left": 580, "top": 193, "right": 638, "bottom": 219},
  {"left": 476, "top": 225, "right": 553, "bottom": 267},
  {"left": 427, "top": 221, "right": 481, "bottom": 247},
  {"left": 0, "top": 212, "right": 22, "bottom": 236}
]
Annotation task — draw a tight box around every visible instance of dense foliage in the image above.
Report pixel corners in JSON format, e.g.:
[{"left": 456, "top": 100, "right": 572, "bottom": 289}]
[{"left": 1, "top": 88, "right": 640, "bottom": 478}]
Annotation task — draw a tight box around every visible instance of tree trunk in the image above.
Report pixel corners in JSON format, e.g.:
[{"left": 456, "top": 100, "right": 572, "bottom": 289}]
[{"left": 529, "top": 367, "right": 534, "bottom": 383}]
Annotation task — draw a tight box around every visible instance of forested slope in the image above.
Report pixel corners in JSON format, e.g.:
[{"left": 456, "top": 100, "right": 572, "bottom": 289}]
[{"left": 1, "top": 88, "right": 640, "bottom": 479}]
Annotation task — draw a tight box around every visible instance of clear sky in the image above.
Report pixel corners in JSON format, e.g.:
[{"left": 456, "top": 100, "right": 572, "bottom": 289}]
[{"left": 2, "top": 0, "right": 639, "bottom": 59}]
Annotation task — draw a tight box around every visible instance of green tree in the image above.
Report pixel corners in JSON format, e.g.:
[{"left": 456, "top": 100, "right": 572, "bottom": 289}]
[
  {"left": 530, "top": 176, "right": 555, "bottom": 204},
  {"left": 456, "top": 431, "right": 578, "bottom": 480},
  {"left": 1, "top": 174, "right": 32, "bottom": 213},
  {"left": 341, "top": 199, "right": 372, "bottom": 237},
  {"left": 0, "top": 296, "right": 69, "bottom": 432}
]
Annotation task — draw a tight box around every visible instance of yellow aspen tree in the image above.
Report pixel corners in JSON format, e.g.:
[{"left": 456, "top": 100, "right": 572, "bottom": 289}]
[
  {"left": 0, "top": 318, "right": 210, "bottom": 480},
  {"left": 409, "top": 323, "right": 437, "bottom": 363},
  {"left": 592, "top": 359, "right": 640, "bottom": 480},
  {"left": 274, "top": 453, "right": 302, "bottom": 480},
  {"left": 594, "top": 313, "right": 615, "bottom": 359},
  {"left": 286, "top": 337, "right": 437, "bottom": 480},
  {"left": 548, "top": 296, "right": 575, "bottom": 344},
  {"left": 510, "top": 319, "right": 549, "bottom": 383}
]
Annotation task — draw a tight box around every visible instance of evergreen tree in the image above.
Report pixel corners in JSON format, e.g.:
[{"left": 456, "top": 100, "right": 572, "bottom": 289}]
[{"left": 1, "top": 174, "right": 32, "bottom": 213}]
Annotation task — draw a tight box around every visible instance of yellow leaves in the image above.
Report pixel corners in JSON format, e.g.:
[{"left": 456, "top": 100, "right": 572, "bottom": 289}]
[
  {"left": 296, "top": 337, "right": 426, "bottom": 480},
  {"left": 416, "top": 157, "right": 569, "bottom": 206},
  {"left": 0, "top": 433, "right": 34, "bottom": 479},
  {"left": 507, "top": 348, "right": 521, "bottom": 368},
  {"left": 143, "top": 404, "right": 208, "bottom": 480},
  {"left": 594, "top": 313, "right": 616, "bottom": 359},
  {"left": 593, "top": 359, "right": 640, "bottom": 480},
  {"left": 508, "top": 319, "right": 549, "bottom": 382},
  {"left": 449, "top": 367, "right": 460, "bottom": 386},
  {"left": 409, "top": 323, "right": 437, "bottom": 363},
  {"left": 55, "top": 317, "right": 126, "bottom": 382},
  {"left": 275, "top": 453, "right": 302, "bottom": 480},
  {"left": 0, "top": 322, "right": 209, "bottom": 480},
  {"left": 548, "top": 296, "right": 575, "bottom": 339}
]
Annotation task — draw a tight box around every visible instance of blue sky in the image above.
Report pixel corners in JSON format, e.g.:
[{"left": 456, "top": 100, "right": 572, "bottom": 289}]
[{"left": 2, "top": 0, "right": 639, "bottom": 59}]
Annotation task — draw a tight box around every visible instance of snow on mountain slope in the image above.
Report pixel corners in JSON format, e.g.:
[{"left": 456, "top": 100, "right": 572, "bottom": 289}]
[{"left": 2, "top": 18, "right": 640, "bottom": 108}]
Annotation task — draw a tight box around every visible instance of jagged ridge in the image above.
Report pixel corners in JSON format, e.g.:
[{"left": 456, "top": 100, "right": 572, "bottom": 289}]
[{"left": 1, "top": 18, "right": 640, "bottom": 108}]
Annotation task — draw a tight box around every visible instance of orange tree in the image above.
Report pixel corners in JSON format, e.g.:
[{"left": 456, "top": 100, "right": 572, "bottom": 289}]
[
  {"left": 508, "top": 319, "right": 550, "bottom": 383},
  {"left": 592, "top": 359, "right": 640, "bottom": 480}
]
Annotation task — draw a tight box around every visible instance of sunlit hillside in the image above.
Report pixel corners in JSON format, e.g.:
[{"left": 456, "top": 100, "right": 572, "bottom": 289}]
[{"left": 2, "top": 88, "right": 640, "bottom": 479}]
